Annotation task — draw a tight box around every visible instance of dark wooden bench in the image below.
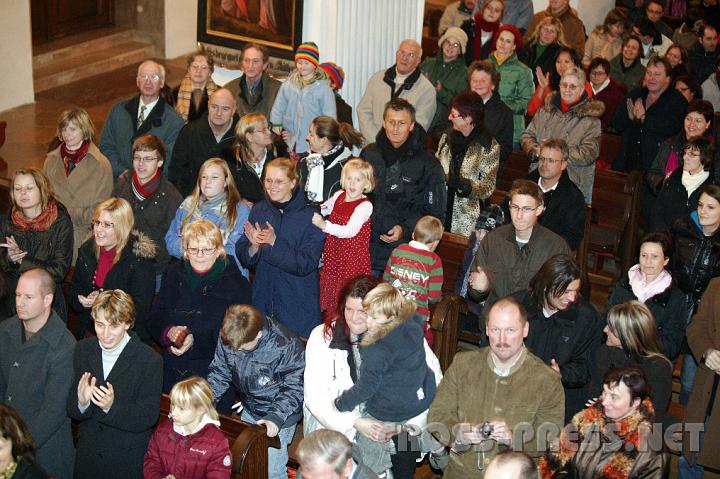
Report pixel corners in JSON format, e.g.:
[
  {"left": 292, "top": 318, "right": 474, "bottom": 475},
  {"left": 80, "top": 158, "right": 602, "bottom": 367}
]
[
  {"left": 497, "top": 150, "right": 530, "bottom": 192},
  {"left": 159, "top": 394, "right": 279, "bottom": 479}
]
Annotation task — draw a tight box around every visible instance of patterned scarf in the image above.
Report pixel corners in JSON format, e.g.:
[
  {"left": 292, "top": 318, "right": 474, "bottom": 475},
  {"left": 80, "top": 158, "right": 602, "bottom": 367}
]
[
  {"left": 61, "top": 140, "right": 90, "bottom": 176},
  {"left": 175, "top": 75, "right": 218, "bottom": 122},
  {"left": 132, "top": 169, "right": 162, "bottom": 202},
  {"left": 11, "top": 200, "right": 59, "bottom": 232},
  {"left": 540, "top": 399, "right": 655, "bottom": 479},
  {"left": 0, "top": 461, "right": 17, "bottom": 479},
  {"left": 304, "top": 143, "right": 349, "bottom": 202}
]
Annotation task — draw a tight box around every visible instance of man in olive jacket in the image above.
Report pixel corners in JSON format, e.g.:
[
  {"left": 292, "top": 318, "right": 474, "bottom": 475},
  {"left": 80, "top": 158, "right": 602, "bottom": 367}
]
[
  {"left": 0, "top": 269, "right": 75, "bottom": 479},
  {"left": 428, "top": 297, "right": 565, "bottom": 478}
]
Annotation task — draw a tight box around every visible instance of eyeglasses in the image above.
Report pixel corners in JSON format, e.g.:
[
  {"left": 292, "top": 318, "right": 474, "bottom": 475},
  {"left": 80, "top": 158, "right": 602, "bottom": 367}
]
[
  {"left": 397, "top": 50, "right": 418, "bottom": 59},
  {"left": 445, "top": 42, "right": 461, "bottom": 49},
  {"left": 509, "top": 204, "right": 539, "bottom": 214},
  {"left": 133, "top": 156, "right": 159, "bottom": 164},
  {"left": 264, "top": 178, "right": 290, "bottom": 187},
  {"left": 538, "top": 156, "right": 564, "bottom": 165},
  {"left": 92, "top": 220, "right": 114, "bottom": 230},
  {"left": 186, "top": 246, "right": 217, "bottom": 256},
  {"left": 559, "top": 82, "right": 581, "bottom": 90},
  {"left": 589, "top": 70, "right": 608, "bottom": 76},
  {"left": 137, "top": 73, "right": 161, "bottom": 83}
]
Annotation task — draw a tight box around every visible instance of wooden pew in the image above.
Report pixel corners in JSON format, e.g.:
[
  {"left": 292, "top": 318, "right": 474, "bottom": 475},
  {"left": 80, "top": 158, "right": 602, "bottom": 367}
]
[
  {"left": 159, "top": 394, "right": 279, "bottom": 479},
  {"left": 497, "top": 150, "right": 530, "bottom": 192}
]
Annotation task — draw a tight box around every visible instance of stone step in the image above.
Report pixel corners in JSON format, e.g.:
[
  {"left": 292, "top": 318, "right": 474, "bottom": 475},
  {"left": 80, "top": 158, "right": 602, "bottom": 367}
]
[
  {"left": 33, "top": 41, "right": 153, "bottom": 93},
  {"left": 33, "top": 26, "right": 135, "bottom": 67}
]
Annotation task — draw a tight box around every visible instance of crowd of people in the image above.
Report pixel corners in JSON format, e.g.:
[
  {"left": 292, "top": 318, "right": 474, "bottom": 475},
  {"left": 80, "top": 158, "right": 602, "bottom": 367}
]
[{"left": 2, "top": 0, "right": 720, "bottom": 477}]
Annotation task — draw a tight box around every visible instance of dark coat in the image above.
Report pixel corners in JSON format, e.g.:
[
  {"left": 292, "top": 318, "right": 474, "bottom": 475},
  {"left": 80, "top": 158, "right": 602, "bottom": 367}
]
[
  {"left": 518, "top": 41, "right": 562, "bottom": 86},
  {"left": 207, "top": 317, "right": 305, "bottom": 429},
  {"left": 609, "top": 55, "right": 646, "bottom": 92},
  {"left": 11, "top": 462, "right": 50, "bottom": 479},
  {"left": 649, "top": 166, "right": 715, "bottom": 233},
  {"left": 607, "top": 276, "right": 687, "bottom": 360},
  {"left": 230, "top": 144, "right": 284, "bottom": 204},
  {"left": 0, "top": 313, "right": 75, "bottom": 479},
  {"left": 169, "top": 114, "right": 239, "bottom": 197},
  {"left": 236, "top": 188, "right": 325, "bottom": 338},
  {"left": 689, "top": 42, "right": 720, "bottom": 84},
  {"left": 335, "top": 94, "right": 354, "bottom": 126},
  {"left": 170, "top": 84, "right": 210, "bottom": 123},
  {"left": 297, "top": 145, "right": 352, "bottom": 206},
  {"left": 68, "top": 333, "right": 162, "bottom": 479},
  {"left": 483, "top": 92, "right": 514, "bottom": 165},
  {"left": 143, "top": 420, "right": 231, "bottom": 478},
  {"left": 147, "top": 258, "right": 252, "bottom": 391},
  {"left": 612, "top": 85, "right": 688, "bottom": 172},
  {"left": 0, "top": 202, "right": 73, "bottom": 321},
  {"left": 361, "top": 126, "right": 447, "bottom": 271},
  {"left": 671, "top": 212, "right": 720, "bottom": 309},
  {"left": 69, "top": 232, "right": 156, "bottom": 341},
  {"left": 224, "top": 73, "right": 282, "bottom": 120},
  {"left": 112, "top": 176, "right": 183, "bottom": 275},
  {"left": 520, "top": 292, "right": 603, "bottom": 422},
  {"left": 591, "top": 77, "right": 627, "bottom": 131}
]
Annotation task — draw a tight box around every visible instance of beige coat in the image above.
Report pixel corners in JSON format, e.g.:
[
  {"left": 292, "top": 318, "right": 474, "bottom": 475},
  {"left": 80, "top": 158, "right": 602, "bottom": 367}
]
[
  {"left": 44, "top": 143, "right": 113, "bottom": 264},
  {"left": 428, "top": 347, "right": 565, "bottom": 478},
  {"left": 582, "top": 29, "right": 623, "bottom": 67},
  {"left": 525, "top": 6, "right": 587, "bottom": 57}
]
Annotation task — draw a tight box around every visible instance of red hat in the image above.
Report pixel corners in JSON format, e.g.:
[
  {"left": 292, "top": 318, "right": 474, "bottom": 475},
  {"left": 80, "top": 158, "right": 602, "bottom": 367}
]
[{"left": 493, "top": 24, "right": 523, "bottom": 51}]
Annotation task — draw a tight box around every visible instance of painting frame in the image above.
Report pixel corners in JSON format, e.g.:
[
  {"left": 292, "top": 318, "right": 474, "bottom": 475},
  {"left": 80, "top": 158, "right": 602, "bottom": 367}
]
[{"left": 197, "top": 0, "right": 304, "bottom": 61}]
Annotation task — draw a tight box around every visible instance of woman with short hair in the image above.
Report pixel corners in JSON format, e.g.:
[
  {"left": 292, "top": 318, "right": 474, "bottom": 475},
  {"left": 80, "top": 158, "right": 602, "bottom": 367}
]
[
  {"left": 609, "top": 36, "right": 646, "bottom": 91},
  {"left": 0, "top": 404, "right": 50, "bottom": 478},
  {"left": 172, "top": 51, "right": 218, "bottom": 123},
  {"left": 586, "top": 57, "right": 627, "bottom": 131}
]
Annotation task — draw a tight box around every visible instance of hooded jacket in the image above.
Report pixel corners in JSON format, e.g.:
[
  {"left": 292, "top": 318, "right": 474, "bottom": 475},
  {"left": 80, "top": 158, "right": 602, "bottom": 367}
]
[{"left": 521, "top": 92, "right": 604, "bottom": 204}]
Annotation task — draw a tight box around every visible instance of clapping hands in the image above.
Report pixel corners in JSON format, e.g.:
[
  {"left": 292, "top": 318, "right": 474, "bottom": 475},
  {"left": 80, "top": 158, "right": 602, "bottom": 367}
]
[{"left": 77, "top": 372, "right": 115, "bottom": 411}]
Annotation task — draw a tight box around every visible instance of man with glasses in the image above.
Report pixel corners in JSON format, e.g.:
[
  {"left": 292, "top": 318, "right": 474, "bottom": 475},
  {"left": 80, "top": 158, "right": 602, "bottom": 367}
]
[
  {"left": 467, "top": 180, "right": 570, "bottom": 309},
  {"left": 99, "top": 60, "right": 184, "bottom": 181},
  {"left": 225, "top": 43, "right": 281, "bottom": 120},
  {"left": 112, "top": 134, "right": 182, "bottom": 290},
  {"left": 357, "top": 39, "right": 436, "bottom": 141},
  {"left": 169, "top": 88, "right": 238, "bottom": 196},
  {"left": 645, "top": 0, "right": 674, "bottom": 38}
]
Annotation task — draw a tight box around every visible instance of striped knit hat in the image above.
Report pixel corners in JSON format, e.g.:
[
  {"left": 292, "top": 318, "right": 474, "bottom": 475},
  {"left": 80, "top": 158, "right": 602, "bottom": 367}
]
[
  {"left": 319, "top": 62, "right": 345, "bottom": 90},
  {"left": 295, "top": 42, "right": 320, "bottom": 67}
]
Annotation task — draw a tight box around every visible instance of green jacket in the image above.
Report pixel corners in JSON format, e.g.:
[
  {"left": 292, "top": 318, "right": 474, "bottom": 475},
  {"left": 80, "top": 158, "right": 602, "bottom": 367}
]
[
  {"left": 421, "top": 54, "right": 468, "bottom": 131},
  {"left": 489, "top": 53, "right": 534, "bottom": 145}
]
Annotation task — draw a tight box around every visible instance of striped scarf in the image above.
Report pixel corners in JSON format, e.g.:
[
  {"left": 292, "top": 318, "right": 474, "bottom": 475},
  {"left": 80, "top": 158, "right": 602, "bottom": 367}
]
[
  {"left": 132, "top": 169, "right": 162, "bottom": 202},
  {"left": 175, "top": 75, "right": 218, "bottom": 122}
]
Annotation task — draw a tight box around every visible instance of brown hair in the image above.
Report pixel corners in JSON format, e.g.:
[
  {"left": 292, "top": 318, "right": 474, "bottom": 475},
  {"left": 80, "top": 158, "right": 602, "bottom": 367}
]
[
  {"left": 0, "top": 404, "right": 36, "bottom": 464},
  {"left": 242, "top": 42, "right": 270, "bottom": 63},
  {"left": 220, "top": 304, "right": 266, "bottom": 350},
  {"left": 132, "top": 134, "right": 166, "bottom": 164},
  {"left": 91, "top": 289, "right": 136, "bottom": 328},
  {"left": 265, "top": 158, "right": 300, "bottom": 190},
  {"left": 539, "top": 138, "right": 569, "bottom": 161},
  {"left": 528, "top": 254, "right": 581, "bottom": 309},
  {"left": 311, "top": 116, "right": 364, "bottom": 149},
  {"left": 468, "top": 60, "right": 501, "bottom": 88},
  {"left": 413, "top": 215, "right": 444, "bottom": 244},
  {"left": 186, "top": 51, "right": 215, "bottom": 73},
  {"left": 508, "top": 179, "right": 544, "bottom": 207},
  {"left": 56, "top": 107, "right": 95, "bottom": 141},
  {"left": 11, "top": 167, "right": 56, "bottom": 215}
]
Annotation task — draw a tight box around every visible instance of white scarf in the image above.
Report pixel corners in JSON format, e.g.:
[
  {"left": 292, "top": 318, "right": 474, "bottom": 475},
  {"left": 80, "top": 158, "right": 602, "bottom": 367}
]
[
  {"left": 592, "top": 78, "right": 610, "bottom": 95},
  {"left": 681, "top": 170, "right": 710, "bottom": 198},
  {"left": 628, "top": 264, "right": 672, "bottom": 303},
  {"left": 305, "top": 144, "right": 351, "bottom": 202}
]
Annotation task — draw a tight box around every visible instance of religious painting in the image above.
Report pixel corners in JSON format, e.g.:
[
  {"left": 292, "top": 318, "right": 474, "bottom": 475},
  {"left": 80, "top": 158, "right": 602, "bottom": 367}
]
[{"left": 198, "top": 0, "right": 304, "bottom": 60}]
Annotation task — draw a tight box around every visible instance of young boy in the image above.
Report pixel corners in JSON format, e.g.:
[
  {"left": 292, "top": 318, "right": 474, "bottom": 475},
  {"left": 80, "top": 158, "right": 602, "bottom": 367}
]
[{"left": 383, "top": 215, "right": 444, "bottom": 344}]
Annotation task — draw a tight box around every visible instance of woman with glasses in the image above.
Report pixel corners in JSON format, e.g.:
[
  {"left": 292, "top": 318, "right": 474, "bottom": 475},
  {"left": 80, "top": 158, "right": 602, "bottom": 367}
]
[
  {"left": 69, "top": 197, "right": 156, "bottom": 341},
  {"left": 148, "top": 220, "right": 250, "bottom": 411},
  {"left": 526, "top": 46, "right": 583, "bottom": 117},
  {"left": 170, "top": 51, "right": 218, "bottom": 124},
  {"left": 0, "top": 167, "right": 73, "bottom": 321},
  {"left": 165, "top": 158, "right": 250, "bottom": 277},
  {"left": 237, "top": 158, "right": 325, "bottom": 338},
  {"left": 521, "top": 67, "right": 603, "bottom": 204},
  {"left": 586, "top": 57, "right": 627, "bottom": 131},
  {"left": 519, "top": 16, "right": 567, "bottom": 87}
]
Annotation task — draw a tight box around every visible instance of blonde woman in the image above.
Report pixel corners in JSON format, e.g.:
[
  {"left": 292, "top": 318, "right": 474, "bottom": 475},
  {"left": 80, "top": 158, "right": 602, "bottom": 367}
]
[
  {"left": 231, "top": 113, "right": 282, "bottom": 204},
  {"left": 165, "top": 158, "right": 250, "bottom": 277},
  {"left": 518, "top": 16, "right": 568, "bottom": 85},
  {"left": 69, "top": 198, "right": 156, "bottom": 340}
]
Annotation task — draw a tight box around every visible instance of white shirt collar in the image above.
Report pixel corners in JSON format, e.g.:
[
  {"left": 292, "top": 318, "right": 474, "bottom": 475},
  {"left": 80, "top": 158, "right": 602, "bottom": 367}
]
[
  {"left": 538, "top": 176, "right": 559, "bottom": 193},
  {"left": 591, "top": 78, "right": 611, "bottom": 95},
  {"left": 139, "top": 97, "right": 160, "bottom": 119}
]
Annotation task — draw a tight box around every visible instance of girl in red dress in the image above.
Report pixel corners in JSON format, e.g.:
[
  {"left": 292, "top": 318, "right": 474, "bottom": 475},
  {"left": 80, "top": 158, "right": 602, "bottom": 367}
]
[{"left": 312, "top": 159, "right": 375, "bottom": 313}]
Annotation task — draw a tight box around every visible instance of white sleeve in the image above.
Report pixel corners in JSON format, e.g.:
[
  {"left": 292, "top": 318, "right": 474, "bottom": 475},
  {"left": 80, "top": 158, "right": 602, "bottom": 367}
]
[
  {"left": 320, "top": 190, "right": 342, "bottom": 216},
  {"left": 323, "top": 201, "right": 373, "bottom": 239}
]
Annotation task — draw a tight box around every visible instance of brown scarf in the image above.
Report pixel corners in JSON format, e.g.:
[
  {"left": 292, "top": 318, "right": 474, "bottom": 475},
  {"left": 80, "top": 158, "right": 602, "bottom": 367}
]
[
  {"left": 12, "top": 200, "right": 59, "bottom": 232},
  {"left": 175, "top": 75, "right": 218, "bottom": 122}
]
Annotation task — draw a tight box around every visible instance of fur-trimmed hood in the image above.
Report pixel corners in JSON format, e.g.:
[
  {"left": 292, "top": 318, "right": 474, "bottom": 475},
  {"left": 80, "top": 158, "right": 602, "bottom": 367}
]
[
  {"left": 361, "top": 311, "right": 416, "bottom": 347},
  {"left": 82, "top": 228, "right": 157, "bottom": 259},
  {"left": 544, "top": 91, "right": 605, "bottom": 118}
]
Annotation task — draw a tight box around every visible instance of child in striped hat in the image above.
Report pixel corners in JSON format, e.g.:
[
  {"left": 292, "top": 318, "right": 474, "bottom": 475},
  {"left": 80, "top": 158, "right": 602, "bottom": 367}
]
[
  {"left": 269, "top": 41, "right": 337, "bottom": 153},
  {"left": 319, "top": 62, "right": 354, "bottom": 126}
]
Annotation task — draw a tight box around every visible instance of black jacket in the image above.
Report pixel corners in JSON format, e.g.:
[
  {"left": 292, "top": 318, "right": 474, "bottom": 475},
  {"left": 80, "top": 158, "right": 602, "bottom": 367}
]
[
  {"left": 336, "top": 94, "right": 354, "bottom": 126},
  {"left": 483, "top": 91, "right": 514, "bottom": 165},
  {"left": 112, "top": 176, "right": 183, "bottom": 275},
  {"left": 170, "top": 84, "right": 210, "bottom": 123},
  {"left": 503, "top": 170, "right": 586, "bottom": 250},
  {"left": 518, "top": 41, "right": 562, "bottom": 87},
  {"left": 68, "top": 333, "right": 163, "bottom": 479},
  {"left": 361, "top": 126, "right": 447, "bottom": 271},
  {"left": 230, "top": 143, "right": 285, "bottom": 204},
  {"left": 671, "top": 212, "right": 720, "bottom": 309},
  {"left": 612, "top": 86, "right": 687, "bottom": 172},
  {"left": 519, "top": 292, "right": 603, "bottom": 422},
  {"left": 69, "top": 232, "right": 156, "bottom": 341},
  {"left": 689, "top": 42, "right": 720, "bottom": 84},
  {"left": 297, "top": 144, "right": 351, "bottom": 206},
  {"left": 607, "top": 276, "right": 687, "bottom": 360},
  {"left": 649, "top": 166, "right": 715, "bottom": 233},
  {"left": 168, "top": 114, "right": 238, "bottom": 197}
]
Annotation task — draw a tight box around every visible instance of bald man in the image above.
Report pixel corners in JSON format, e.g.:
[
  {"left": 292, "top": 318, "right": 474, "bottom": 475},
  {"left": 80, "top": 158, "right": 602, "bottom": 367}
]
[
  {"left": 0, "top": 268, "right": 76, "bottom": 478},
  {"left": 357, "top": 39, "right": 437, "bottom": 141},
  {"left": 100, "top": 60, "right": 184, "bottom": 181},
  {"left": 169, "top": 88, "right": 240, "bottom": 196}
]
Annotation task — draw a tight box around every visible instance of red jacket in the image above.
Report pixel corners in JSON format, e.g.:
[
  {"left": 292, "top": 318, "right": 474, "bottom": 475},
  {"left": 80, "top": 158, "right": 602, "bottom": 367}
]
[{"left": 143, "top": 420, "right": 231, "bottom": 479}]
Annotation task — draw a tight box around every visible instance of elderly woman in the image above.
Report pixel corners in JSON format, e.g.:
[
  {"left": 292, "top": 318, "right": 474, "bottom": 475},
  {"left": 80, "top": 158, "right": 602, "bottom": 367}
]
[
  {"left": 237, "top": 158, "right": 325, "bottom": 338},
  {"left": 421, "top": 27, "right": 470, "bottom": 139},
  {"left": 587, "top": 57, "right": 627, "bottom": 131},
  {"left": 488, "top": 24, "right": 535, "bottom": 147},
  {"left": 462, "top": 0, "right": 504, "bottom": 62},
  {"left": 650, "top": 137, "right": 716, "bottom": 233},
  {"left": 609, "top": 36, "right": 646, "bottom": 91},
  {"left": 541, "top": 366, "right": 666, "bottom": 478},
  {"left": 521, "top": 67, "right": 603, "bottom": 204},
  {"left": 518, "top": 16, "right": 567, "bottom": 86},
  {"left": 68, "top": 290, "right": 162, "bottom": 479},
  {"left": 0, "top": 168, "right": 73, "bottom": 321},
  {"left": 304, "top": 275, "right": 442, "bottom": 477},
  {"left": 527, "top": 46, "right": 583, "bottom": 117},
  {"left": 69, "top": 198, "right": 155, "bottom": 341},
  {"left": 172, "top": 51, "right": 218, "bottom": 123},
  {"left": 165, "top": 158, "right": 250, "bottom": 277},
  {"left": 0, "top": 404, "right": 50, "bottom": 478},
  {"left": 582, "top": 8, "right": 626, "bottom": 68},
  {"left": 148, "top": 220, "right": 251, "bottom": 405},
  {"left": 44, "top": 108, "right": 112, "bottom": 265},
  {"left": 606, "top": 233, "right": 686, "bottom": 360},
  {"left": 435, "top": 91, "right": 499, "bottom": 236}
]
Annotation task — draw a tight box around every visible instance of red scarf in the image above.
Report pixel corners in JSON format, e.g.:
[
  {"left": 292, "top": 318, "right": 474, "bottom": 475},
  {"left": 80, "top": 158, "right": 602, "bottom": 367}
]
[
  {"left": 131, "top": 168, "right": 162, "bottom": 201},
  {"left": 11, "top": 200, "right": 59, "bottom": 232},
  {"left": 560, "top": 97, "right": 582, "bottom": 113},
  {"left": 93, "top": 246, "right": 117, "bottom": 288},
  {"left": 61, "top": 140, "right": 90, "bottom": 176},
  {"left": 473, "top": 12, "right": 500, "bottom": 60}
]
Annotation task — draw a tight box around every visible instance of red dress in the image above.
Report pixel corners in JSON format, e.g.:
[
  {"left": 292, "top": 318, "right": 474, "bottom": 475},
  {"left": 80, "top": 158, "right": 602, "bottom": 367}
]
[{"left": 319, "top": 192, "right": 372, "bottom": 313}]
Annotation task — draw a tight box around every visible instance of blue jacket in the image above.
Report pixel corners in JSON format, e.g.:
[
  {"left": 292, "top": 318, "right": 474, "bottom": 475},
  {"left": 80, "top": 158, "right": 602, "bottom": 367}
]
[
  {"left": 207, "top": 317, "right": 305, "bottom": 428},
  {"left": 99, "top": 96, "right": 184, "bottom": 179},
  {"left": 147, "top": 258, "right": 252, "bottom": 391},
  {"left": 236, "top": 188, "right": 325, "bottom": 337}
]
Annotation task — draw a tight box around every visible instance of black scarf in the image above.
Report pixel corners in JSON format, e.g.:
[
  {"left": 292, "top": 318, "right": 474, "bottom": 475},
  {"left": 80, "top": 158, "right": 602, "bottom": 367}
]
[
  {"left": 382, "top": 66, "right": 422, "bottom": 99},
  {"left": 376, "top": 129, "right": 412, "bottom": 168}
]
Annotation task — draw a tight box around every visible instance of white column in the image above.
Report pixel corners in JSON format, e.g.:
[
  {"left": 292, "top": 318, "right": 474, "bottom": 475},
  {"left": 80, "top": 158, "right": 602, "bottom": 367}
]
[
  {"left": 0, "top": 0, "right": 34, "bottom": 111},
  {"left": 165, "top": 0, "right": 199, "bottom": 59}
]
